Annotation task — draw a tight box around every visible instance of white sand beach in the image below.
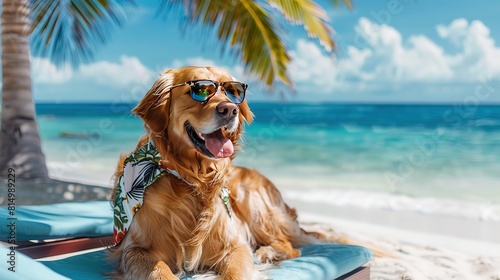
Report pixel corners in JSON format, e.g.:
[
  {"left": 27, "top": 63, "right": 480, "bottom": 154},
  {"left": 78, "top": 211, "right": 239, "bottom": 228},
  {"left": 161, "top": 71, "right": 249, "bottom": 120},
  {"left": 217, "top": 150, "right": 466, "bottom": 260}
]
[{"left": 295, "top": 201, "right": 500, "bottom": 279}]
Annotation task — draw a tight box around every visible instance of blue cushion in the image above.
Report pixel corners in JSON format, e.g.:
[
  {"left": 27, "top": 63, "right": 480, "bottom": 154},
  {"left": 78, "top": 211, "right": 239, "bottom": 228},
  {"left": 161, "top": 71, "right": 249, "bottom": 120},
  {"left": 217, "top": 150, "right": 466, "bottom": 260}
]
[
  {"left": 0, "top": 244, "right": 371, "bottom": 280},
  {"left": 267, "top": 244, "right": 372, "bottom": 279},
  {"left": 0, "top": 201, "right": 113, "bottom": 240}
]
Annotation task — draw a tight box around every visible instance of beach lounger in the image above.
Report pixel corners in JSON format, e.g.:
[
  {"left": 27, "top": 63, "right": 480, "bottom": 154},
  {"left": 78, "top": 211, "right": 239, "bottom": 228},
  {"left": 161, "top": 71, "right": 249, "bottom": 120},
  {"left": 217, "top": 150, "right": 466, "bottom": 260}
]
[{"left": 1, "top": 201, "right": 371, "bottom": 279}]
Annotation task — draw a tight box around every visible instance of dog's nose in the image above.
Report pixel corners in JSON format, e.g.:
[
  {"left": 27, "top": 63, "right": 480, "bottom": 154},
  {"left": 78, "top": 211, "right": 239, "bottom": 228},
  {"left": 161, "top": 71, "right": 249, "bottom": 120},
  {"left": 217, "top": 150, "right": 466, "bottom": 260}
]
[{"left": 217, "top": 102, "right": 239, "bottom": 119}]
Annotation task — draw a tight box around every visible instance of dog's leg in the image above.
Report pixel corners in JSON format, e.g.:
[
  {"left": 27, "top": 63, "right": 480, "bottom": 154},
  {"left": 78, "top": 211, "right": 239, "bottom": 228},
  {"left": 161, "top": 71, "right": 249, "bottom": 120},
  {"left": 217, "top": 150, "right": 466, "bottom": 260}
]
[
  {"left": 216, "top": 244, "right": 260, "bottom": 280},
  {"left": 121, "top": 247, "right": 178, "bottom": 280}
]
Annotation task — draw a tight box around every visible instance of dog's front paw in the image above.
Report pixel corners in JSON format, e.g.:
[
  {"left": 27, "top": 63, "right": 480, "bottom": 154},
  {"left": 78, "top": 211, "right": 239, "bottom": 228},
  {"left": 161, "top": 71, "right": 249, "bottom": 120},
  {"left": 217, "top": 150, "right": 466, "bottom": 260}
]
[
  {"left": 255, "top": 246, "right": 300, "bottom": 263},
  {"left": 149, "top": 261, "right": 178, "bottom": 280}
]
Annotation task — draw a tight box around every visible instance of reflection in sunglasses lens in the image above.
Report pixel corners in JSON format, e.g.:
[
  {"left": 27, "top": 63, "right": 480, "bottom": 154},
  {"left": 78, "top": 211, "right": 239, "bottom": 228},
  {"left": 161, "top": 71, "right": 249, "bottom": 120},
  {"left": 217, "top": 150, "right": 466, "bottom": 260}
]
[
  {"left": 192, "top": 82, "right": 215, "bottom": 100},
  {"left": 188, "top": 81, "right": 245, "bottom": 103},
  {"left": 225, "top": 83, "right": 244, "bottom": 103}
]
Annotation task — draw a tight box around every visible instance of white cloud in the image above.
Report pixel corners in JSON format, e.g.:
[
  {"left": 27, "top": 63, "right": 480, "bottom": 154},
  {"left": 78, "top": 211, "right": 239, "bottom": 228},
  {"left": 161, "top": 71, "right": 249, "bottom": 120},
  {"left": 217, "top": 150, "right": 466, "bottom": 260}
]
[
  {"left": 289, "top": 17, "right": 500, "bottom": 93},
  {"left": 32, "top": 57, "right": 73, "bottom": 84},
  {"left": 32, "top": 55, "right": 154, "bottom": 88},
  {"left": 436, "top": 18, "right": 468, "bottom": 46},
  {"left": 78, "top": 56, "right": 154, "bottom": 87},
  {"left": 439, "top": 19, "right": 500, "bottom": 80},
  {"left": 289, "top": 40, "right": 336, "bottom": 83}
]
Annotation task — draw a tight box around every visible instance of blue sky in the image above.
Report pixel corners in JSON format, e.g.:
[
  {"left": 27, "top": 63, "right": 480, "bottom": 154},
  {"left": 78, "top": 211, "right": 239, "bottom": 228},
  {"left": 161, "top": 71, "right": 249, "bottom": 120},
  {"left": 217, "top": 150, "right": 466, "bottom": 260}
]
[{"left": 28, "top": 0, "right": 500, "bottom": 103}]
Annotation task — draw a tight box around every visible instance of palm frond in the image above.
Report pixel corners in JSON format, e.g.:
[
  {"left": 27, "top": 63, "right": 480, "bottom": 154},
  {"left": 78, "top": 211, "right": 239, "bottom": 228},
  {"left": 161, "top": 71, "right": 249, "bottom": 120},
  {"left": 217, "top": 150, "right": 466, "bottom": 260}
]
[
  {"left": 268, "top": 0, "right": 335, "bottom": 52},
  {"left": 332, "top": 0, "right": 353, "bottom": 9},
  {"left": 161, "top": 0, "right": 291, "bottom": 87},
  {"left": 29, "top": 0, "right": 134, "bottom": 67}
]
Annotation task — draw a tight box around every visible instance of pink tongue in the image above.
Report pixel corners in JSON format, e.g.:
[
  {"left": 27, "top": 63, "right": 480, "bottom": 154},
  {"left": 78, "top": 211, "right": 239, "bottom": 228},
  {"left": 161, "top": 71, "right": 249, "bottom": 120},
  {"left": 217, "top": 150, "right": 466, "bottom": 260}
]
[{"left": 204, "top": 129, "right": 234, "bottom": 158}]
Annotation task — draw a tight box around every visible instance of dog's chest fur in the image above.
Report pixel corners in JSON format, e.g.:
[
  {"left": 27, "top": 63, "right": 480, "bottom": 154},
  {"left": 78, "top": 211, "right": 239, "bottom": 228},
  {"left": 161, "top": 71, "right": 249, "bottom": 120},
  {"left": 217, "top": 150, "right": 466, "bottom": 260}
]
[{"left": 128, "top": 174, "right": 242, "bottom": 273}]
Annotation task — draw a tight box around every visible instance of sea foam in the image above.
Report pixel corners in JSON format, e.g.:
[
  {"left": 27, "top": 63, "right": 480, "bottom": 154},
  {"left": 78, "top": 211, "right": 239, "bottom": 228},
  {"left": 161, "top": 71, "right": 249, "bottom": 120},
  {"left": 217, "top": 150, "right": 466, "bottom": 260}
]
[{"left": 283, "top": 188, "right": 500, "bottom": 222}]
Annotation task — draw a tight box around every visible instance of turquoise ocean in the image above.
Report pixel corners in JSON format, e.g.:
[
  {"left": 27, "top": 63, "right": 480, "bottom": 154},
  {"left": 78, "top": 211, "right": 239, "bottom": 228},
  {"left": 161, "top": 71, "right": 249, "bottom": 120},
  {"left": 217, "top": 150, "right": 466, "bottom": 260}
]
[{"left": 36, "top": 103, "right": 500, "bottom": 221}]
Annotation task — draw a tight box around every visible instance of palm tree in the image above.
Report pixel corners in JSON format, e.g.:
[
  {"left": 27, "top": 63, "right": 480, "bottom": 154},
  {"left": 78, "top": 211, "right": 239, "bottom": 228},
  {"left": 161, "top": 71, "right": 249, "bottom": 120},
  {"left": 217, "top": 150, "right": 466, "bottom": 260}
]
[
  {"left": 1, "top": 0, "right": 50, "bottom": 179},
  {"left": 0, "top": 0, "right": 350, "bottom": 179}
]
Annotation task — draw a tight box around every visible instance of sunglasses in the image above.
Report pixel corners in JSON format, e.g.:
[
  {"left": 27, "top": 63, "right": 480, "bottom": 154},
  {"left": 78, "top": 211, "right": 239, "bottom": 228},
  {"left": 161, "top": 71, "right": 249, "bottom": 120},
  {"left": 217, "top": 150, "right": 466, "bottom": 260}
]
[{"left": 168, "top": 80, "right": 247, "bottom": 104}]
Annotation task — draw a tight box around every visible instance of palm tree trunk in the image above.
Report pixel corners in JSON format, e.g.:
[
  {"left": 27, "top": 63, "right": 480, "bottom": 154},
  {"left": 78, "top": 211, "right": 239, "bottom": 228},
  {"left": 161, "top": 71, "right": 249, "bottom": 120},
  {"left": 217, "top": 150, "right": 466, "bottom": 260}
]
[{"left": 0, "top": 0, "right": 49, "bottom": 179}]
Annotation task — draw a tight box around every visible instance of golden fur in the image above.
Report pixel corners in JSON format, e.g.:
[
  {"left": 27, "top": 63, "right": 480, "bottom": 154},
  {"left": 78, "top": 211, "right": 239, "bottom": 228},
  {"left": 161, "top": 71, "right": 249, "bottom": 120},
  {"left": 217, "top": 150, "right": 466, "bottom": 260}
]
[{"left": 110, "top": 66, "right": 340, "bottom": 280}]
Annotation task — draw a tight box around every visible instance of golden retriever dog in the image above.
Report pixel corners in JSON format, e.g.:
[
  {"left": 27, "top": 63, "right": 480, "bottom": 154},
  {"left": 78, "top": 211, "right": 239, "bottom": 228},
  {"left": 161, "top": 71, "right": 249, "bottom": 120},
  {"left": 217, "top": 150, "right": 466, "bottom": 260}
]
[{"left": 110, "top": 66, "right": 330, "bottom": 280}]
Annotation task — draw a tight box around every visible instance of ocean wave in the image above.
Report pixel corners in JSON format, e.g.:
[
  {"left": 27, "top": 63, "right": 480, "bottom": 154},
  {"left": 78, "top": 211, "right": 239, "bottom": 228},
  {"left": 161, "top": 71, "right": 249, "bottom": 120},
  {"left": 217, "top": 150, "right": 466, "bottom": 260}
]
[
  {"left": 47, "top": 162, "right": 114, "bottom": 187},
  {"left": 471, "top": 118, "right": 500, "bottom": 127},
  {"left": 283, "top": 189, "right": 500, "bottom": 222}
]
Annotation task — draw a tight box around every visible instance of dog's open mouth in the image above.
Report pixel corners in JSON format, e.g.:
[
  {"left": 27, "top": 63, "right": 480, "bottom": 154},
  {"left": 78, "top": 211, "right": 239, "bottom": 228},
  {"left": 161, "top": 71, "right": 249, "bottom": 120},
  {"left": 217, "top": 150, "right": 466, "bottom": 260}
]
[{"left": 185, "top": 122, "right": 234, "bottom": 159}]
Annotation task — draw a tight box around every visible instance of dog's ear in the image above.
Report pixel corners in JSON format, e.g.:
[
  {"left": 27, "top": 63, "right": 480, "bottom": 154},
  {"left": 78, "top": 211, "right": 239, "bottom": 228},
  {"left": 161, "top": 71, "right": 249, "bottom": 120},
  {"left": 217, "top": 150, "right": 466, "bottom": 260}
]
[
  {"left": 239, "top": 100, "right": 253, "bottom": 124},
  {"left": 133, "top": 71, "right": 174, "bottom": 133}
]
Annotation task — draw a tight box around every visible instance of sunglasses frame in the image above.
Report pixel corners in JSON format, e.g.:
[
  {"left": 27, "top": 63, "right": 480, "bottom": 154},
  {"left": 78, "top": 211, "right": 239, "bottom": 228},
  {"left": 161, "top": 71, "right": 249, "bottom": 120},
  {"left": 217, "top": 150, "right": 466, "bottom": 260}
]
[{"left": 168, "top": 79, "right": 247, "bottom": 104}]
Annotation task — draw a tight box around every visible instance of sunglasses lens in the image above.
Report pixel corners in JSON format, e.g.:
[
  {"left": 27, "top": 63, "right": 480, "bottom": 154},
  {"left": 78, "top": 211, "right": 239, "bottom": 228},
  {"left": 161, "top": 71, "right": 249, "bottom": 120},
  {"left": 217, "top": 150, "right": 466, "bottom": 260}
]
[
  {"left": 223, "top": 82, "right": 246, "bottom": 104},
  {"left": 191, "top": 81, "right": 216, "bottom": 102}
]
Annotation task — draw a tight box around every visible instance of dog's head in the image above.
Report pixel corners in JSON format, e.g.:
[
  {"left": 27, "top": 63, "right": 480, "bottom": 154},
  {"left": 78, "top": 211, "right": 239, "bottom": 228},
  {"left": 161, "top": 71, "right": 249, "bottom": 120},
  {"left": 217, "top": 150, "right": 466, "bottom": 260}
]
[{"left": 133, "top": 66, "right": 253, "bottom": 165}]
